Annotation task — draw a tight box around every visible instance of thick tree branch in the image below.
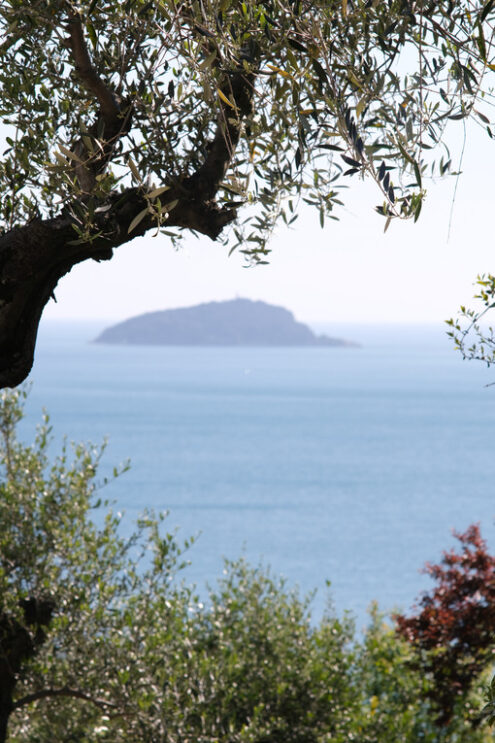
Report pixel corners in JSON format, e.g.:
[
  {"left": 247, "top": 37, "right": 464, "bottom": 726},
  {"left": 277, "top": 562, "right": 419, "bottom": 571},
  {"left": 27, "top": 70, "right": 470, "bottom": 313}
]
[
  {"left": 65, "top": 14, "right": 132, "bottom": 192},
  {"left": 0, "top": 186, "right": 237, "bottom": 388},
  {"left": 0, "top": 598, "right": 54, "bottom": 743},
  {"left": 0, "top": 32, "right": 257, "bottom": 390},
  {"left": 66, "top": 15, "right": 120, "bottom": 124},
  {"left": 13, "top": 686, "right": 118, "bottom": 711},
  {"left": 185, "top": 58, "right": 257, "bottom": 200}
]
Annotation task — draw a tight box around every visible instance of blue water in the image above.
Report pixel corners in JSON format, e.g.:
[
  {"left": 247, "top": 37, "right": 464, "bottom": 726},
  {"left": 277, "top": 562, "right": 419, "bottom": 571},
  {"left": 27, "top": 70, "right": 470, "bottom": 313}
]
[{"left": 21, "top": 320, "right": 495, "bottom": 627}]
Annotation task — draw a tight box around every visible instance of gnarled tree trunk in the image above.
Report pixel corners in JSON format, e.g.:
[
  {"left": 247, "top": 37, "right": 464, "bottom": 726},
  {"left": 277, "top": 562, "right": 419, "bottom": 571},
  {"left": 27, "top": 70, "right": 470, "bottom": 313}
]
[
  {"left": 0, "top": 12, "right": 255, "bottom": 389},
  {"left": 0, "top": 186, "right": 237, "bottom": 388},
  {"left": 0, "top": 599, "right": 53, "bottom": 742}
]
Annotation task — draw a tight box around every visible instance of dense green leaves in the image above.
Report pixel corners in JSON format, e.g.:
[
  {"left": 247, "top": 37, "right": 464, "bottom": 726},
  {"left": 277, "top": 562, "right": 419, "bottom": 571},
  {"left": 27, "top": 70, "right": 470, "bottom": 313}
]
[
  {"left": 0, "top": 387, "right": 192, "bottom": 741},
  {"left": 0, "top": 389, "right": 493, "bottom": 742},
  {"left": 4, "top": 1, "right": 495, "bottom": 386},
  {"left": 1, "top": 0, "right": 495, "bottom": 259}
]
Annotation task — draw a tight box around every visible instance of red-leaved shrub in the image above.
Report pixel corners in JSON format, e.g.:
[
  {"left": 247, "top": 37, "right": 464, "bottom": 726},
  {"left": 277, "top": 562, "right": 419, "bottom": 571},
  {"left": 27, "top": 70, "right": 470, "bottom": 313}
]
[{"left": 395, "top": 525, "right": 495, "bottom": 726}]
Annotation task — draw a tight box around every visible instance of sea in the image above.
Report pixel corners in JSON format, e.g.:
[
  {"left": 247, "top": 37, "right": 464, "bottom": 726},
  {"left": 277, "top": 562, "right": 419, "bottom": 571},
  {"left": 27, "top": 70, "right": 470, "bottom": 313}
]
[{"left": 18, "top": 320, "right": 495, "bottom": 628}]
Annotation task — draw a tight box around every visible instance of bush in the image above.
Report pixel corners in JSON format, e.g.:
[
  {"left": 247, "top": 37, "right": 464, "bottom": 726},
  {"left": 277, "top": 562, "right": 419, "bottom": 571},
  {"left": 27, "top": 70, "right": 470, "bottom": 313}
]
[
  {"left": 395, "top": 526, "right": 495, "bottom": 728},
  {"left": 0, "top": 389, "right": 492, "bottom": 742}
]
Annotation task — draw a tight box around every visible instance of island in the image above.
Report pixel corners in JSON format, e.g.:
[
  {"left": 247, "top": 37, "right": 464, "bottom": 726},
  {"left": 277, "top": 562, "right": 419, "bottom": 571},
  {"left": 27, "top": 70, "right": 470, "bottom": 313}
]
[{"left": 93, "top": 299, "right": 358, "bottom": 347}]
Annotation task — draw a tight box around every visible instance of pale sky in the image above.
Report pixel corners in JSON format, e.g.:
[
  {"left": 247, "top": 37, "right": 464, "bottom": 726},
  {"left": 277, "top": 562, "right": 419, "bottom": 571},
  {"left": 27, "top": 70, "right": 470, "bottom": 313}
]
[{"left": 5, "top": 119, "right": 495, "bottom": 327}]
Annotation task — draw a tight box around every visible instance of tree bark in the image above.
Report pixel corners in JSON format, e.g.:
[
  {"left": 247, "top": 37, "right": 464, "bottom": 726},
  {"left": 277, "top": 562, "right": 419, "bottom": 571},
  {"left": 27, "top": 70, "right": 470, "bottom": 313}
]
[
  {"left": 0, "top": 185, "right": 238, "bottom": 388},
  {"left": 0, "top": 14, "right": 256, "bottom": 389},
  {"left": 0, "top": 599, "right": 53, "bottom": 742},
  {"left": 0, "top": 694, "right": 13, "bottom": 743}
]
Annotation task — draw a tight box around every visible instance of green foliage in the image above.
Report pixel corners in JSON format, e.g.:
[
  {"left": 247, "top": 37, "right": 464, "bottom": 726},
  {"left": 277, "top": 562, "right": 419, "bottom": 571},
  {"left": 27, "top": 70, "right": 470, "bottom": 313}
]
[
  {"left": 481, "top": 675, "right": 495, "bottom": 727},
  {"left": 161, "top": 561, "right": 357, "bottom": 742},
  {"left": 448, "top": 274, "right": 495, "bottom": 366},
  {"left": 1, "top": 389, "right": 493, "bottom": 742},
  {"left": 0, "top": 386, "right": 193, "bottom": 741},
  {"left": 356, "top": 606, "right": 490, "bottom": 743},
  {"left": 1, "top": 1, "right": 494, "bottom": 258}
]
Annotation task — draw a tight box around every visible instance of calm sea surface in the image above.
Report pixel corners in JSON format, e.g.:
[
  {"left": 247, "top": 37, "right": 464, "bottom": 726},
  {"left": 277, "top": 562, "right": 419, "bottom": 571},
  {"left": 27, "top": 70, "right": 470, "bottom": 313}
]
[{"left": 21, "top": 320, "right": 495, "bottom": 626}]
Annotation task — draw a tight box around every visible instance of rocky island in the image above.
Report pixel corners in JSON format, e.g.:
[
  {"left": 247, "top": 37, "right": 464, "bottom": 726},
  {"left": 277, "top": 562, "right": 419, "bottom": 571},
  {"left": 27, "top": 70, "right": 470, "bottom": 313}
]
[{"left": 94, "top": 299, "right": 357, "bottom": 347}]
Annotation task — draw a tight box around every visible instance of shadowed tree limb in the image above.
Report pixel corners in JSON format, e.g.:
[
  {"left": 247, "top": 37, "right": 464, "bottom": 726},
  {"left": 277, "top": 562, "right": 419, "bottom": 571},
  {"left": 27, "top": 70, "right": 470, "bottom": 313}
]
[
  {"left": 64, "top": 13, "right": 132, "bottom": 192},
  {"left": 0, "top": 185, "right": 237, "bottom": 388},
  {"left": 13, "top": 686, "right": 119, "bottom": 712},
  {"left": 0, "top": 11, "right": 257, "bottom": 389},
  {"left": 0, "top": 598, "right": 54, "bottom": 743},
  {"left": 186, "top": 66, "right": 256, "bottom": 200},
  {"left": 66, "top": 14, "right": 121, "bottom": 124}
]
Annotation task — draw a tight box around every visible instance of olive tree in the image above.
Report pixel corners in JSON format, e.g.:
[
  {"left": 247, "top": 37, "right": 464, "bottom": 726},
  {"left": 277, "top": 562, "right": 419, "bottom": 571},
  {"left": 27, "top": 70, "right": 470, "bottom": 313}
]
[
  {"left": 1, "top": 0, "right": 494, "bottom": 386},
  {"left": 0, "top": 386, "right": 198, "bottom": 742},
  {"left": 0, "top": 386, "right": 358, "bottom": 742}
]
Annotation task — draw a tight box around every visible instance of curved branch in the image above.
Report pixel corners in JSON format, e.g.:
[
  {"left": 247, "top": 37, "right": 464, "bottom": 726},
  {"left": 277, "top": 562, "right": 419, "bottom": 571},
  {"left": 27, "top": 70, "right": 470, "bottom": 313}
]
[
  {"left": 188, "top": 74, "right": 255, "bottom": 199},
  {"left": 0, "top": 185, "right": 237, "bottom": 388},
  {"left": 13, "top": 685, "right": 118, "bottom": 711},
  {"left": 64, "top": 14, "right": 132, "bottom": 192},
  {"left": 0, "top": 36, "right": 258, "bottom": 389},
  {"left": 66, "top": 15, "right": 120, "bottom": 124},
  {"left": 186, "top": 44, "right": 258, "bottom": 200}
]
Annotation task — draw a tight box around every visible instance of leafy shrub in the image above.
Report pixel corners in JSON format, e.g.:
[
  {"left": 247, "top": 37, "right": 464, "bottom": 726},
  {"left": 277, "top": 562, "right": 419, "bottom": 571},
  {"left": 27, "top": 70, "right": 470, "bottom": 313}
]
[
  {"left": 0, "top": 389, "right": 492, "bottom": 742},
  {"left": 395, "top": 526, "right": 495, "bottom": 727}
]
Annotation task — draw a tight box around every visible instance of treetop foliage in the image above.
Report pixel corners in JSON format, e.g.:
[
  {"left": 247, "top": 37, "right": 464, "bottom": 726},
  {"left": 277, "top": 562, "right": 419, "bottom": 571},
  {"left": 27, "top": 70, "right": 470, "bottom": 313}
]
[
  {"left": 2, "top": 1, "right": 495, "bottom": 385},
  {"left": 1, "top": 0, "right": 495, "bottom": 258}
]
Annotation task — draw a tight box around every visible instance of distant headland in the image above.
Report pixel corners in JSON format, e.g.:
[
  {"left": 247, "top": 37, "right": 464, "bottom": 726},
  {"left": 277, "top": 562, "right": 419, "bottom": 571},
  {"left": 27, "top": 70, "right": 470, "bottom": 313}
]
[{"left": 93, "top": 299, "right": 358, "bottom": 348}]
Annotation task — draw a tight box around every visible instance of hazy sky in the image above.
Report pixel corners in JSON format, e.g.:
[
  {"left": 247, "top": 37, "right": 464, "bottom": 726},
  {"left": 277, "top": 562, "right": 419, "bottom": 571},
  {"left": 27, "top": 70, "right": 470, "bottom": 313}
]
[{"left": 5, "top": 119, "right": 494, "bottom": 327}]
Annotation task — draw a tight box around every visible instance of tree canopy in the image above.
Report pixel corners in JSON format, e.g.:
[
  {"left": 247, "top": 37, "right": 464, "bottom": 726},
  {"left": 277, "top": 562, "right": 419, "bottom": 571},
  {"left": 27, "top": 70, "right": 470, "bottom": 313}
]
[{"left": 1, "top": 0, "right": 495, "bottom": 386}]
